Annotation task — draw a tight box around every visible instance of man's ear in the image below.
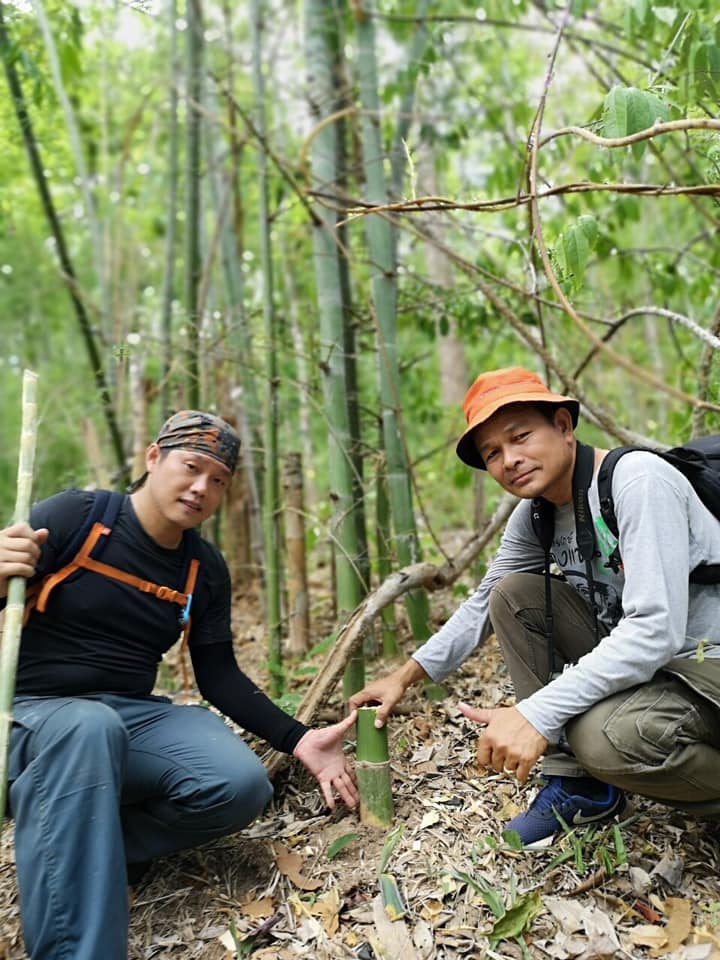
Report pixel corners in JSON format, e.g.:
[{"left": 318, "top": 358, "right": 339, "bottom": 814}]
[
  {"left": 554, "top": 406, "right": 574, "bottom": 434},
  {"left": 145, "top": 442, "right": 161, "bottom": 471}
]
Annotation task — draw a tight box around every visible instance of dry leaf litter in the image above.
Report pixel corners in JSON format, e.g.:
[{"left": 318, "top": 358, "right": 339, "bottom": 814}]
[{"left": 2, "top": 581, "right": 720, "bottom": 960}]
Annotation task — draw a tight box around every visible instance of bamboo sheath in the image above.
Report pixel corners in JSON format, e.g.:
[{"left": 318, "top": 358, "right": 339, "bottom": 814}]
[
  {"left": 0, "top": 370, "right": 39, "bottom": 833},
  {"left": 356, "top": 706, "right": 394, "bottom": 827}
]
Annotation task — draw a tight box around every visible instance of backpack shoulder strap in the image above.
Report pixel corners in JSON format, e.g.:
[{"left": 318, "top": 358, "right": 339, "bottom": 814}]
[
  {"left": 24, "top": 490, "right": 123, "bottom": 621},
  {"left": 597, "top": 446, "right": 646, "bottom": 538},
  {"left": 572, "top": 442, "right": 600, "bottom": 642},
  {"left": 53, "top": 490, "right": 119, "bottom": 567}
]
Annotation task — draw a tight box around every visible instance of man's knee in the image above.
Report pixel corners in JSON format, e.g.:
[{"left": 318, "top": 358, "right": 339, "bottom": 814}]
[
  {"left": 488, "top": 572, "right": 545, "bottom": 634},
  {"left": 179, "top": 750, "right": 273, "bottom": 830},
  {"left": 565, "top": 708, "right": 620, "bottom": 777}
]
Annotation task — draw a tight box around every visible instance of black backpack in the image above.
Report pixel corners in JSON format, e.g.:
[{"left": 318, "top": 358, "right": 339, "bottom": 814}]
[{"left": 530, "top": 438, "right": 720, "bottom": 669}]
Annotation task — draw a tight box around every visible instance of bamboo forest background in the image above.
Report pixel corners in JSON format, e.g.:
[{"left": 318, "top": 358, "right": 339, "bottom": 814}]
[{"left": 1, "top": 0, "right": 719, "bottom": 693}]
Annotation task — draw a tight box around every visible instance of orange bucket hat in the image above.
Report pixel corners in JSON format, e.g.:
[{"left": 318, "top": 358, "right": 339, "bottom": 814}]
[{"left": 456, "top": 367, "right": 579, "bottom": 469}]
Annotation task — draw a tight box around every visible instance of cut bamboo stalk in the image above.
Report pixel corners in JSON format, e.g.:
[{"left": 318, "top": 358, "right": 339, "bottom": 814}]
[
  {"left": 356, "top": 705, "right": 394, "bottom": 827},
  {"left": 0, "top": 370, "right": 39, "bottom": 835}
]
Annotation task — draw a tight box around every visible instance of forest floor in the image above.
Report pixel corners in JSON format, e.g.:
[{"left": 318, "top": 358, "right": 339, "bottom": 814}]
[{"left": 3, "top": 576, "right": 720, "bottom": 960}]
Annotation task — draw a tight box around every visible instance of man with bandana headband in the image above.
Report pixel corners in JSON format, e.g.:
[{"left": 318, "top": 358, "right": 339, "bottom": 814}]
[{"left": 0, "top": 411, "right": 358, "bottom": 960}]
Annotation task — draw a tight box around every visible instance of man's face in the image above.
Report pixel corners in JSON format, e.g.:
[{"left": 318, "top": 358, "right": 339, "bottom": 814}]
[
  {"left": 473, "top": 403, "right": 575, "bottom": 504},
  {"left": 145, "top": 445, "right": 231, "bottom": 530}
]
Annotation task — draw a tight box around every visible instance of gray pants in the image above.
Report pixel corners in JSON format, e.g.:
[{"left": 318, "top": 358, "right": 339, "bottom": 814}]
[{"left": 489, "top": 572, "right": 720, "bottom": 815}]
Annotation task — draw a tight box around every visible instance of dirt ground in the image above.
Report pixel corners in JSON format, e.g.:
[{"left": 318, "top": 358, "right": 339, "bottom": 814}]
[{"left": 3, "top": 584, "right": 720, "bottom": 959}]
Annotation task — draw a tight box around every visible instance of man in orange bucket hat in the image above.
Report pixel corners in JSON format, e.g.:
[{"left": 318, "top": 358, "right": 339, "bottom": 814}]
[{"left": 352, "top": 366, "right": 720, "bottom": 845}]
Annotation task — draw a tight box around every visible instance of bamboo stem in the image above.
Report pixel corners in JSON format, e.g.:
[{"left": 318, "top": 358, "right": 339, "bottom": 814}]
[
  {"left": 283, "top": 452, "right": 310, "bottom": 656},
  {"left": 0, "top": 370, "right": 39, "bottom": 835},
  {"left": 356, "top": 706, "right": 394, "bottom": 827}
]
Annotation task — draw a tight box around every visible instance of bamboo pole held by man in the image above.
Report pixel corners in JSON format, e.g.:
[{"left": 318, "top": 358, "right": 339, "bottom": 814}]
[{"left": 0, "top": 370, "right": 39, "bottom": 834}]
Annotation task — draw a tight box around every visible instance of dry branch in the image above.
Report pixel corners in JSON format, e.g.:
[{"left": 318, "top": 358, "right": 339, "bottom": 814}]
[{"left": 265, "top": 493, "right": 516, "bottom": 779}]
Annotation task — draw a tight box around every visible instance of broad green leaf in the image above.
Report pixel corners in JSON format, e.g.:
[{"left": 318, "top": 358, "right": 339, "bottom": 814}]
[
  {"left": 561, "top": 215, "right": 599, "bottom": 290},
  {"left": 601, "top": 86, "right": 670, "bottom": 157},
  {"left": 489, "top": 890, "right": 543, "bottom": 942},
  {"left": 326, "top": 832, "right": 359, "bottom": 860},
  {"left": 602, "top": 86, "right": 630, "bottom": 139},
  {"left": 690, "top": 42, "right": 720, "bottom": 98}
]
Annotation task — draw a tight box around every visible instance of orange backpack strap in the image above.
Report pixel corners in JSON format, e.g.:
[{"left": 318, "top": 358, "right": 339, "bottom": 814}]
[
  {"left": 34, "top": 523, "right": 111, "bottom": 613},
  {"left": 31, "top": 521, "right": 197, "bottom": 619}
]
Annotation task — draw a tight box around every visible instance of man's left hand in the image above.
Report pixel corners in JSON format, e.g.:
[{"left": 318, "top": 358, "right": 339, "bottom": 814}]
[
  {"left": 459, "top": 703, "right": 548, "bottom": 784},
  {"left": 293, "top": 710, "right": 359, "bottom": 810}
]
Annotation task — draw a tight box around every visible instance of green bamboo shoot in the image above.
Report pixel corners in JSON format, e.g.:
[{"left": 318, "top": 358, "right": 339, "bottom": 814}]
[
  {"left": 0, "top": 370, "right": 39, "bottom": 834},
  {"left": 356, "top": 706, "right": 393, "bottom": 827}
]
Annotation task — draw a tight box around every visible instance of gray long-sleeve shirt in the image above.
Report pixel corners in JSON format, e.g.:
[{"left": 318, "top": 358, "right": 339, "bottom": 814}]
[{"left": 413, "top": 451, "right": 720, "bottom": 744}]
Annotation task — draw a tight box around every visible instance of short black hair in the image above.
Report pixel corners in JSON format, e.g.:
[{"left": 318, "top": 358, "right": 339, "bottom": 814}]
[{"left": 532, "top": 401, "right": 576, "bottom": 425}]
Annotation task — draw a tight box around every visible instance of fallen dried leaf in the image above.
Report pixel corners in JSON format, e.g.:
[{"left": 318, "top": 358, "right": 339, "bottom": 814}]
[
  {"left": 629, "top": 866, "right": 652, "bottom": 897},
  {"left": 372, "top": 894, "right": 419, "bottom": 960},
  {"left": 650, "top": 896, "right": 692, "bottom": 956},
  {"left": 239, "top": 898, "right": 274, "bottom": 919},
  {"left": 628, "top": 924, "right": 668, "bottom": 949},
  {"left": 272, "top": 843, "right": 322, "bottom": 891},
  {"left": 633, "top": 899, "right": 662, "bottom": 924},
  {"left": 544, "top": 895, "right": 587, "bottom": 934},
  {"left": 650, "top": 850, "right": 684, "bottom": 888}
]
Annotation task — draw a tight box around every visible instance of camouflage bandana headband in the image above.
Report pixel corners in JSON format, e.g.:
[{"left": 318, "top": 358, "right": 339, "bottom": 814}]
[{"left": 156, "top": 410, "right": 240, "bottom": 474}]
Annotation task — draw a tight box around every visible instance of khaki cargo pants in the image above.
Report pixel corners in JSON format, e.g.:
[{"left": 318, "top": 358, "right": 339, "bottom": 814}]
[{"left": 489, "top": 572, "right": 720, "bottom": 816}]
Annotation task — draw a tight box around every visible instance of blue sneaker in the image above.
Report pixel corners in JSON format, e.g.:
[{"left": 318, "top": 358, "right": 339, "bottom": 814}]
[{"left": 505, "top": 776, "right": 626, "bottom": 846}]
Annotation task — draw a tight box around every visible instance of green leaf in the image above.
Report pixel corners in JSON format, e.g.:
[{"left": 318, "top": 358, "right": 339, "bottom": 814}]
[
  {"left": 690, "top": 42, "right": 720, "bottom": 98},
  {"left": 613, "top": 825, "right": 627, "bottom": 866},
  {"left": 601, "top": 86, "right": 670, "bottom": 157},
  {"left": 489, "top": 890, "right": 543, "bottom": 942},
  {"left": 380, "top": 873, "right": 407, "bottom": 920},
  {"left": 602, "top": 86, "right": 630, "bottom": 139},
  {"left": 501, "top": 829, "right": 524, "bottom": 851},
  {"left": 326, "top": 832, "right": 359, "bottom": 860},
  {"left": 378, "top": 823, "right": 405, "bottom": 876},
  {"left": 560, "top": 214, "right": 599, "bottom": 290},
  {"left": 452, "top": 870, "right": 505, "bottom": 918}
]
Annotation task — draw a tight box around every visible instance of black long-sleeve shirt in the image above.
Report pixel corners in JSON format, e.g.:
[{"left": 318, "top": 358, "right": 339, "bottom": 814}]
[{"left": 14, "top": 489, "right": 307, "bottom": 754}]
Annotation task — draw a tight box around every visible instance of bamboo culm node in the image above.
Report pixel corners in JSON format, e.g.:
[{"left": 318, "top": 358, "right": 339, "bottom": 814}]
[{"left": 356, "top": 705, "right": 394, "bottom": 827}]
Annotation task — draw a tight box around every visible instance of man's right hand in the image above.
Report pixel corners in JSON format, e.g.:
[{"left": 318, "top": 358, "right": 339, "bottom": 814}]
[
  {"left": 348, "top": 658, "right": 427, "bottom": 728},
  {"left": 0, "top": 523, "right": 49, "bottom": 596}
]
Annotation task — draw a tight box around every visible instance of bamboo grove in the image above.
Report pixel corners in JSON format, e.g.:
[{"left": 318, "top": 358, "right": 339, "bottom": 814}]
[{"left": 1, "top": 0, "right": 719, "bottom": 701}]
